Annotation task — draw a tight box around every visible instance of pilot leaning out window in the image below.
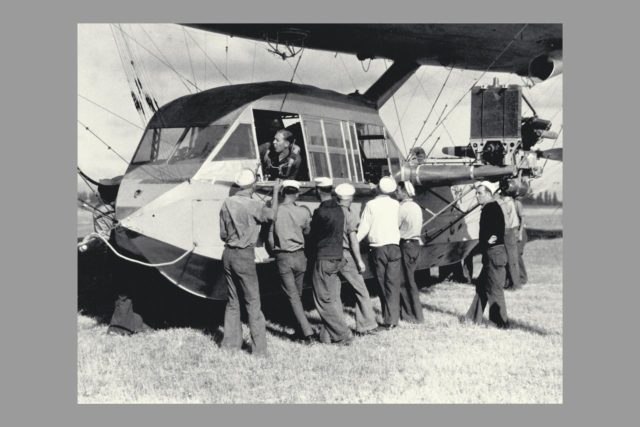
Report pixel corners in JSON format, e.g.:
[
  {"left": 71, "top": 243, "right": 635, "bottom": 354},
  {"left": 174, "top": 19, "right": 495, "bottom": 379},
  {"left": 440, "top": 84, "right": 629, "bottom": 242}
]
[{"left": 259, "top": 129, "right": 301, "bottom": 180}]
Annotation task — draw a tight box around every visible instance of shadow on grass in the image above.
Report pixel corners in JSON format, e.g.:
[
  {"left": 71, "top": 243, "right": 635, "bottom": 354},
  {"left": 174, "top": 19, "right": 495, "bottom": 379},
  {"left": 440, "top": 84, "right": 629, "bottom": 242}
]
[
  {"left": 421, "top": 302, "right": 556, "bottom": 337},
  {"left": 79, "top": 247, "right": 374, "bottom": 341}
]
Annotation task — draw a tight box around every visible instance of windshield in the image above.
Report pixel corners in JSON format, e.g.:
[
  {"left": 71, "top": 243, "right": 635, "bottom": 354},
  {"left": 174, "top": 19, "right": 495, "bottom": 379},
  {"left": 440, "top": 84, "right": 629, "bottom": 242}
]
[{"left": 131, "top": 125, "right": 229, "bottom": 165}]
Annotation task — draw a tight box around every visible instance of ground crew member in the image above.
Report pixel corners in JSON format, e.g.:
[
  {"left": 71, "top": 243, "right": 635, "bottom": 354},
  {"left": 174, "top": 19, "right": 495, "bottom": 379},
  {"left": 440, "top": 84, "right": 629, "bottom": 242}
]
[
  {"left": 269, "top": 179, "right": 316, "bottom": 344},
  {"left": 335, "top": 183, "right": 379, "bottom": 335},
  {"left": 308, "top": 177, "right": 353, "bottom": 345},
  {"left": 515, "top": 197, "right": 528, "bottom": 284},
  {"left": 219, "top": 169, "right": 279, "bottom": 356},
  {"left": 497, "top": 191, "right": 522, "bottom": 290},
  {"left": 395, "top": 181, "right": 425, "bottom": 323},
  {"left": 466, "top": 181, "right": 509, "bottom": 328},
  {"left": 357, "top": 176, "right": 402, "bottom": 329}
]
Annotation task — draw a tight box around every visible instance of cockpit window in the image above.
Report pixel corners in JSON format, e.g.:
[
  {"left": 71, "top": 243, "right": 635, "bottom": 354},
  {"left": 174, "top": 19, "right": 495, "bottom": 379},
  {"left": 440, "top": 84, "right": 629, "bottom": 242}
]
[
  {"left": 213, "top": 124, "right": 256, "bottom": 160},
  {"left": 132, "top": 125, "right": 229, "bottom": 165}
]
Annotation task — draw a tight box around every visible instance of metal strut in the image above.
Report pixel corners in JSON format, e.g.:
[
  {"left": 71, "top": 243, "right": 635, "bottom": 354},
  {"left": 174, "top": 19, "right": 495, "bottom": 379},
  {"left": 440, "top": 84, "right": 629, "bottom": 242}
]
[{"left": 421, "top": 185, "right": 475, "bottom": 228}]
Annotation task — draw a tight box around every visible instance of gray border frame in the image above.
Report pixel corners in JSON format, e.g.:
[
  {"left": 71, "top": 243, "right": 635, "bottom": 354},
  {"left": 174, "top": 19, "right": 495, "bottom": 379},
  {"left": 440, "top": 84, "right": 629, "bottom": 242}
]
[{"left": 6, "top": 0, "right": 637, "bottom": 423}]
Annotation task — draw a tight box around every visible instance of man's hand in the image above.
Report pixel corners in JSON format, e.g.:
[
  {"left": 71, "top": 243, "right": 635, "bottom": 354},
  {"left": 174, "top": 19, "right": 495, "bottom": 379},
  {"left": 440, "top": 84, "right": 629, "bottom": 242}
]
[
  {"left": 357, "top": 260, "right": 366, "bottom": 273},
  {"left": 488, "top": 235, "right": 497, "bottom": 244}
]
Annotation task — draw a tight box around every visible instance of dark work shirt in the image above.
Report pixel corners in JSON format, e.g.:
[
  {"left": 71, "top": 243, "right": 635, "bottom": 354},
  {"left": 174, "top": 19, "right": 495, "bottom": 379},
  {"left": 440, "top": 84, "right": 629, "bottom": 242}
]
[
  {"left": 479, "top": 201, "right": 505, "bottom": 251},
  {"left": 219, "top": 190, "right": 272, "bottom": 248},
  {"left": 309, "top": 199, "right": 344, "bottom": 259}
]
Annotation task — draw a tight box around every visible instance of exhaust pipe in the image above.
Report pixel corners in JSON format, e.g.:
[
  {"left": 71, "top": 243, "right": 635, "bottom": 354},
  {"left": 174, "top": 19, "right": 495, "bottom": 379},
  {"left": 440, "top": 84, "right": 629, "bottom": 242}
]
[
  {"left": 528, "top": 50, "right": 563, "bottom": 82},
  {"left": 396, "top": 164, "right": 516, "bottom": 187}
]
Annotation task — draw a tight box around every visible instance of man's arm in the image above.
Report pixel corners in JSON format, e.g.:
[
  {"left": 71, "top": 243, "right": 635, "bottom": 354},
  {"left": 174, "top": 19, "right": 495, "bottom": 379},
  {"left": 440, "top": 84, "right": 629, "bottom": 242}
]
[
  {"left": 356, "top": 204, "right": 372, "bottom": 242},
  {"left": 348, "top": 231, "right": 366, "bottom": 272},
  {"left": 219, "top": 202, "right": 229, "bottom": 241}
]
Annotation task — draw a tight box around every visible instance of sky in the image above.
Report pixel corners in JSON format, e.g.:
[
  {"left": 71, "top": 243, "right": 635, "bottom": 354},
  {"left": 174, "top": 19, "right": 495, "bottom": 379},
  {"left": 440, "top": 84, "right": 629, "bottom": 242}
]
[{"left": 77, "top": 23, "right": 563, "bottom": 198}]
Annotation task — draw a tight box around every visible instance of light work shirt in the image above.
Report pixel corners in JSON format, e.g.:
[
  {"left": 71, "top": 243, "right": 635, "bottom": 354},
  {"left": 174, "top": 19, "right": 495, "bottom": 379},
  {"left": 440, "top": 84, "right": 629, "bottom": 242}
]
[
  {"left": 498, "top": 196, "right": 520, "bottom": 229},
  {"left": 219, "top": 190, "right": 272, "bottom": 248},
  {"left": 398, "top": 198, "right": 423, "bottom": 242},
  {"left": 273, "top": 202, "right": 312, "bottom": 252},
  {"left": 357, "top": 194, "right": 400, "bottom": 247}
]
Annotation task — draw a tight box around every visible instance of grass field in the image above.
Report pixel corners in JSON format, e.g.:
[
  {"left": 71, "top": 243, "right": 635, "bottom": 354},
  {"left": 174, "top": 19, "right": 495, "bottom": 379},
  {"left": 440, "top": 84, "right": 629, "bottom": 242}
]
[{"left": 77, "top": 231, "right": 562, "bottom": 403}]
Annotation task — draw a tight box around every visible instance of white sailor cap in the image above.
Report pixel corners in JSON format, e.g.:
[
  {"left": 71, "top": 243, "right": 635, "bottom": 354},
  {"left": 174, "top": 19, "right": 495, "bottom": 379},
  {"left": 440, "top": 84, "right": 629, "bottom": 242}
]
[
  {"left": 282, "top": 179, "right": 300, "bottom": 190},
  {"left": 475, "top": 180, "right": 499, "bottom": 195},
  {"left": 378, "top": 176, "right": 397, "bottom": 194},
  {"left": 403, "top": 181, "right": 416, "bottom": 197},
  {"left": 335, "top": 183, "right": 356, "bottom": 199},
  {"left": 314, "top": 177, "right": 333, "bottom": 188},
  {"left": 234, "top": 169, "right": 256, "bottom": 188}
]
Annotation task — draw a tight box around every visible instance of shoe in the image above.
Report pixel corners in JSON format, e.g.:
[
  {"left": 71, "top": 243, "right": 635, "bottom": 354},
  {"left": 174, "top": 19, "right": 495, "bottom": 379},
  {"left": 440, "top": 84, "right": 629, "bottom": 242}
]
[
  {"left": 379, "top": 324, "right": 397, "bottom": 330},
  {"left": 355, "top": 326, "right": 382, "bottom": 336},
  {"left": 334, "top": 336, "right": 354, "bottom": 346},
  {"left": 302, "top": 334, "right": 317, "bottom": 345}
]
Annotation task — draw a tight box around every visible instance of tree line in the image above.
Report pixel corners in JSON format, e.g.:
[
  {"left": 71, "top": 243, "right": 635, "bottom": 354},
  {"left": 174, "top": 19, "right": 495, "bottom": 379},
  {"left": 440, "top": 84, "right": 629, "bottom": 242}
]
[{"left": 522, "top": 190, "right": 562, "bottom": 207}]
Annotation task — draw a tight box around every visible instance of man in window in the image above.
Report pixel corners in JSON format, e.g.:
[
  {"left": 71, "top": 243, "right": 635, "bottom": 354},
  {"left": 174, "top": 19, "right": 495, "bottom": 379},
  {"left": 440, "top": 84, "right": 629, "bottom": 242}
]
[{"left": 259, "top": 129, "right": 301, "bottom": 180}]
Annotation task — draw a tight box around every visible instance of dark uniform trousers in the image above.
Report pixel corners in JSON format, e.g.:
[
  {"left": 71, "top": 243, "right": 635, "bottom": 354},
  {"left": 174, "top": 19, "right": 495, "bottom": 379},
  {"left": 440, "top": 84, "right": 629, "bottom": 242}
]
[
  {"left": 312, "top": 258, "right": 352, "bottom": 344},
  {"left": 517, "top": 227, "right": 528, "bottom": 284},
  {"left": 504, "top": 228, "right": 522, "bottom": 289},
  {"left": 372, "top": 244, "right": 403, "bottom": 326},
  {"left": 338, "top": 249, "right": 378, "bottom": 333},
  {"left": 466, "top": 244, "right": 509, "bottom": 328},
  {"left": 275, "top": 250, "right": 314, "bottom": 337},
  {"left": 221, "top": 247, "right": 268, "bottom": 355},
  {"left": 399, "top": 239, "right": 425, "bottom": 323}
]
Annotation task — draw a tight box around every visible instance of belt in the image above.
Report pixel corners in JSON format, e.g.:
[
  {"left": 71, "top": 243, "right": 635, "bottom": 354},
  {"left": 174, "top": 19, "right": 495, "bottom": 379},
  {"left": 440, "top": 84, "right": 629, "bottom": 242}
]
[
  {"left": 400, "top": 238, "right": 421, "bottom": 243},
  {"left": 224, "top": 245, "right": 255, "bottom": 250},
  {"left": 274, "top": 248, "right": 304, "bottom": 254}
]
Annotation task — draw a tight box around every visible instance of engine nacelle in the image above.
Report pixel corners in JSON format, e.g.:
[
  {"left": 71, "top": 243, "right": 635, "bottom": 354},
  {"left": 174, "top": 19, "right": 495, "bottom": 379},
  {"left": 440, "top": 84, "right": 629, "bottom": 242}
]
[{"left": 528, "top": 50, "right": 563, "bottom": 82}]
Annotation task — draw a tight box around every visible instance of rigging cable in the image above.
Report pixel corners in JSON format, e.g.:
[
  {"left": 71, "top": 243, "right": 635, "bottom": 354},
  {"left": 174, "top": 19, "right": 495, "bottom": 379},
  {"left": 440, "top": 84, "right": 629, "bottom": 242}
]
[
  {"left": 279, "top": 49, "right": 305, "bottom": 112},
  {"left": 225, "top": 36, "right": 229, "bottom": 80},
  {"left": 338, "top": 54, "right": 357, "bottom": 91},
  {"left": 541, "top": 124, "right": 563, "bottom": 173},
  {"left": 77, "top": 169, "right": 102, "bottom": 202},
  {"left": 126, "top": 25, "right": 162, "bottom": 114},
  {"left": 413, "top": 67, "right": 459, "bottom": 147},
  {"left": 118, "top": 25, "right": 200, "bottom": 91},
  {"left": 81, "top": 232, "right": 196, "bottom": 268},
  {"left": 137, "top": 24, "right": 194, "bottom": 93},
  {"left": 405, "top": 65, "right": 454, "bottom": 159},
  {"left": 116, "top": 24, "right": 155, "bottom": 120},
  {"left": 77, "top": 121, "right": 168, "bottom": 182},
  {"left": 78, "top": 120, "right": 130, "bottom": 165},
  {"left": 111, "top": 24, "right": 149, "bottom": 126},
  {"left": 413, "top": 24, "right": 531, "bottom": 154},
  {"left": 251, "top": 41, "right": 257, "bottom": 83},
  {"left": 389, "top": 68, "right": 428, "bottom": 138},
  {"left": 183, "top": 26, "right": 199, "bottom": 91},
  {"left": 78, "top": 94, "right": 144, "bottom": 130},
  {"left": 384, "top": 60, "right": 408, "bottom": 154},
  {"left": 182, "top": 27, "right": 232, "bottom": 85}
]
